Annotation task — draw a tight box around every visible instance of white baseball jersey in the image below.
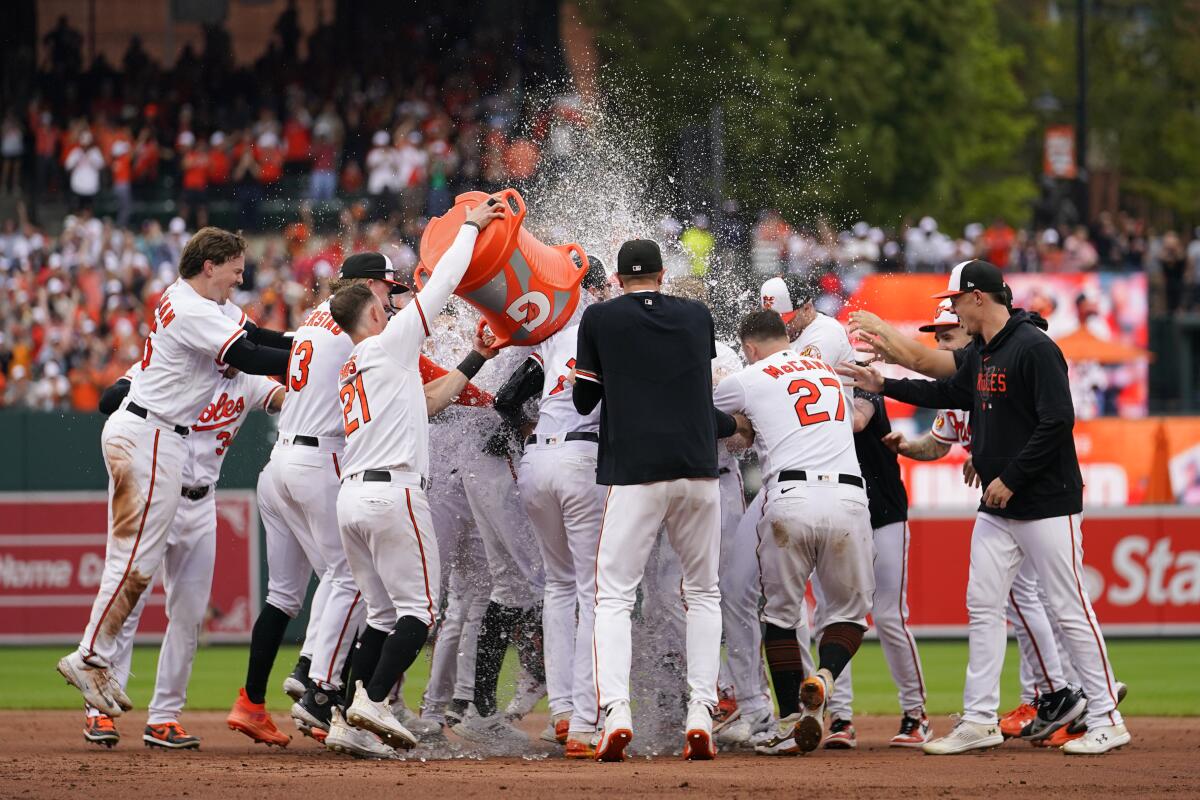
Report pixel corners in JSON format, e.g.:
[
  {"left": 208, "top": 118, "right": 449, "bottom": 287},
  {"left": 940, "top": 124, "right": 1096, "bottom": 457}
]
[
  {"left": 339, "top": 224, "right": 479, "bottom": 478},
  {"left": 794, "top": 312, "right": 855, "bottom": 407},
  {"left": 931, "top": 408, "right": 972, "bottom": 451},
  {"left": 713, "top": 348, "right": 861, "bottom": 483},
  {"left": 186, "top": 371, "right": 283, "bottom": 486},
  {"left": 712, "top": 341, "right": 743, "bottom": 472},
  {"left": 529, "top": 322, "right": 599, "bottom": 435},
  {"left": 277, "top": 301, "right": 354, "bottom": 440},
  {"left": 127, "top": 278, "right": 249, "bottom": 427}
]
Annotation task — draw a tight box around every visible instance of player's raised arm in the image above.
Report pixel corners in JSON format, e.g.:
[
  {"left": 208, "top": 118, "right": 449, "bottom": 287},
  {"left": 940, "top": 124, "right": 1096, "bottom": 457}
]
[
  {"left": 424, "top": 326, "right": 500, "bottom": 416},
  {"left": 850, "top": 310, "right": 957, "bottom": 378}
]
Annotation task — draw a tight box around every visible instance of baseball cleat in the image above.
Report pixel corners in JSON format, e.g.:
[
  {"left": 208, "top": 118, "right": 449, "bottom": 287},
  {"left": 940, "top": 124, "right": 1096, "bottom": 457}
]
[
  {"left": 823, "top": 718, "right": 857, "bottom": 749},
  {"left": 1068, "top": 681, "right": 1130, "bottom": 736},
  {"left": 595, "top": 701, "right": 633, "bottom": 762},
  {"left": 503, "top": 669, "right": 547, "bottom": 721},
  {"left": 922, "top": 718, "right": 1003, "bottom": 755},
  {"left": 540, "top": 712, "right": 571, "bottom": 744},
  {"left": 58, "top": 652, "right": 124, "bottom": 717},
  {"left": 346, "top": 681, "right": 417, "bottom": 750},
  {"left": 891, "top": 713, "right": 932, "bottom": 748},
  {"left": 712, "top": 692, "right": 740, "bottom": 734},
  {"left": 720, "top": 707, "right": 774, "bottom": 747},
  {"left": 443, "top": 699, "right": 471, "bottom": 728},
  {"left": 84, "top": 713, "right": 120, "bottom": 747},
  {"left": 324, "top": 708, "right": 397, "bottom": 760},
  {"left": 682, "top": 701, "right": 717, "bottom": 760},
  {"left": 565, "top": 732, "right": 598, "bottom": 759},
  {"left": 452, "top": 711, "right": 530, "bottom": 745},
  {"left": 1025, "top": 687, "right": 1086, "bottom": 741},
  {"left": 753, "top": 713, "right": 802, "bottom": 756},
  {"left": 143, "top": 722, "right": 201, "bottom": 750},
  {"left": 1062, "top": 723, "right": 1130, "bottom": 755},
  {"left": 291, "top": 684, "right": 341, "bottom": 738},
  {"left": 999, "top": 703, "right": 1037, "bottom": 738},
  {"left": 282, "top": 658, "right": 312, "bottom": 702},
  {"left": 227, "top": 688, "right": 290, "bottom": 747},
  {"left": 1040, "top": 724, "right": 1085, "bottom": 748},
  {"left": 391, "top": 697, "right": 444, "bottom": 741},
  {"left": 795, "top": 670, "right": 831, "bottom": 753}
]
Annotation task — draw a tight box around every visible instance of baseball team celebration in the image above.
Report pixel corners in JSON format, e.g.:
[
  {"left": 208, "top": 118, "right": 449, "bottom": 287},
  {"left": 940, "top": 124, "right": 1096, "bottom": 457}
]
[{"left": 3, "top": 1, "right": 1198, "bottom": 798}]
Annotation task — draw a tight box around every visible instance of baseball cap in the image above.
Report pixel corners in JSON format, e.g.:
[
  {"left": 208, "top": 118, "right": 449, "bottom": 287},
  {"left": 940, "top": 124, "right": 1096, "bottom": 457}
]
[
  {"left": 760, "top": 274, "right": 815, "bottom": 323},
  {"left": 918, "top": 299, "right": 961, "bottom": 332},
  {"left": 339, "top": 251, "right": 409, "bottom": 292},
  {"left": 582, "top": 255, "right": 607, "bottom": 290},
  {"left": 617, "top": 240, "right": 663, "bottom": 275},
  {"left": 933, "top": 259, "right": 1006, "bottom": 299}
]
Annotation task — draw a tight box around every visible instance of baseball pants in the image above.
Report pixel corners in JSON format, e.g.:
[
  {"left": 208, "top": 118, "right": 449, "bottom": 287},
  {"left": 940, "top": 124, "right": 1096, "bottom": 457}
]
[
  {"left": 79, "top": 410, "right": 188, "bottom": 666},
  {"left": 337, "top": 476, "right": 440, "bottom": 633},
  {"left": 518, "top": 439, "right": 606, "bottom": 733},
  {"left": 963, "top": 512, "right": 1122, "bottom": 729},
  {"left": 593, "top": 477, "right": 722, "bottom": 712},
  {"left": 716, "top": 465, "right": 772, "bottom": 717},
  {"left": 825, "top": 521, "right": 927, "bottom": 719},
  {"left": 462, "top": 451, "right": 544, "bottom": 609},
  {"left": 101, "top": 491, "right": 217, "bottom": 723},
  {"left": 1008, "top": 557, "right": 1069, "bottom": 703},
  {"left": 259, "top": 441, "right": 363, "bottom": 690},
  {"left": 631, "top": 531, "right": 689, "bottom": 736}
]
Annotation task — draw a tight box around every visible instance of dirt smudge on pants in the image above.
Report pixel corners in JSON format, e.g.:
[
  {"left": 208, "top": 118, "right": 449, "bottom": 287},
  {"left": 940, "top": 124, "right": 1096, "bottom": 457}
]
[
  {"left": 102, "top": 570, "right": 151, "bottom": 636},
  {"left": 104, "top": 438, "right": 145, "bottom": 539}
]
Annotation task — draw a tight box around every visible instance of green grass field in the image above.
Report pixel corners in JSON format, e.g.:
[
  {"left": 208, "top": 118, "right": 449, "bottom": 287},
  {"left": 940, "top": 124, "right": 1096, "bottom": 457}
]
[{"left": 8, "top": 639, "right": 1198, "bottom": 716}]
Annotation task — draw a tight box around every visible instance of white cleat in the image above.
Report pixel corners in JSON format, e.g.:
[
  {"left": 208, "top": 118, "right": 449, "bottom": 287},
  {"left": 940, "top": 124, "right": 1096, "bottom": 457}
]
[
  {"left": 682, "top": 701, "right": 716, "bottom": 760},
  {"left": 503, "top": 669, "right": 547, "bottom": 721},
  {"left": 391, "top": 697, "right": 444, "bottom": 740},
  {"left": 753, "top": 713, "right": 802, "bottom": 756},
  {"left": 922, "top": 718, "right": 1004, "bottom": 755},
  {"left": 325, "top": 708, "right": 397, "bottom": 759},
  {"left": 57, "top": 652, "right": 123, "bottom": 716},
  {"left": 345, "top": 681, "right": 417, "bottom": 750},
  {"left": 795, "top": 670, "right": 831, "bottom": 753},
  {"left": 452, "top": 712, "right": 530, "bottom": 745},
  {"left": 595, "top": 701, "right": 633, "bottom": 762},
  {"left": 1062, "top": 723, "right": 1131, "bottom": 755}
]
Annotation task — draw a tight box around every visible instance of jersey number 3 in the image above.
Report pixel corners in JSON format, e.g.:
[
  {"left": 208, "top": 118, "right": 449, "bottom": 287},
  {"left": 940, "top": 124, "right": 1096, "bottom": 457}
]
[
  {"left": 289, "top": 340, "right": 313, "bottom": 391},
  {"left": 340, "top": 374, "right": 372, "bottom": 435},
  {"left": 788, "top": 377, "right": 846, "bottom": 426}
]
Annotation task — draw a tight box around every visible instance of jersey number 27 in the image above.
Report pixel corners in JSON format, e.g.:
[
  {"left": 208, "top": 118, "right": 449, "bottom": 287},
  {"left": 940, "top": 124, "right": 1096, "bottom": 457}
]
[{"left": 788, "top": 377, "right": 846, "bottom": 426}]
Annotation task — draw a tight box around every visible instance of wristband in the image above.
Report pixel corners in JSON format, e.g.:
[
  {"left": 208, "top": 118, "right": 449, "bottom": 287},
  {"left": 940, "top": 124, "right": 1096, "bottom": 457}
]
[
  {"left": 464, "top": 221, "right": 481, "bottom": 231},
  {"left": 457, "top": 350, "right": 487, "bottom": 379}
]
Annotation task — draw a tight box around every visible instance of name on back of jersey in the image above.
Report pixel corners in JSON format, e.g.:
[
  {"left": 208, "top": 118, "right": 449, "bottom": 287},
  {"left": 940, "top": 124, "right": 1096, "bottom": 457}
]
[
  {"left": 302, "top": 307, "right": 343, "bottom": 336},
  {"left": 760, "top": 356, "right": 838, "bottom": 380}
]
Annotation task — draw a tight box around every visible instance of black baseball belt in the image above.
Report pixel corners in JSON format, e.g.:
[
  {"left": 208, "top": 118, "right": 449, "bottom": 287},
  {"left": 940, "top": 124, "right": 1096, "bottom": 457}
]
[
  {"left": 359, "top": 470, "right": 432, "bottom": 491},
  {"left": 181, "top": 485, "right": 211, "bottom": 501},
  {"left": 524, "top": 431, "right": 599, "bottom": 447},
  {"left": 291, "top": 435, "right": 320, "bottom": 447},
  {"left": 126, "top": 401, "right": 190, "bottom": 436},
  {"left": 777, "top": 469, "right": 864, "bottom": 489}
]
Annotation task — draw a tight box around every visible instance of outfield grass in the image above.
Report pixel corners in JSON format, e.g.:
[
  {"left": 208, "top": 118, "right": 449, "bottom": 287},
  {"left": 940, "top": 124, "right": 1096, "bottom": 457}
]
[{"left": 10, "top": 639, "right": 1197, "bottom": 716}]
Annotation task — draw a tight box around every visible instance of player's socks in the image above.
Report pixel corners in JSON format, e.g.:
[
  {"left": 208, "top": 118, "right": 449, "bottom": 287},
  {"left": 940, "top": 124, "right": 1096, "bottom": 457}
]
[
  {"left": 245, "top": 604, "right": 293, "bottom": 704},
  {"left": 339, "top": 632, "right": 357, "bottom": 689},
  {"left": 365, "top": 617, "right": 429, "bottom": 703},
  {"left": 764, "top": 623, "right": 804, "bottom": 717},
  {"left": 345, "top": 625, "right": 388, "bottom": 708},
  {"left": 817, "top": 622, "right": 865, "bottom": 679},
  {"left": 473, "top": 602, "right": 523, "bottom": 717},
  {"left": 514, "top": 603, "right": 547, "bottom": 685}
]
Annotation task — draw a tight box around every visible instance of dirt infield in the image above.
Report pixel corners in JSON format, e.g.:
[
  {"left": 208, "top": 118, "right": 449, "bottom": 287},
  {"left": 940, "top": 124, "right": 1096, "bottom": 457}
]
[{"left": 4, "top": 711, "right": 1198, "bottom": 799}]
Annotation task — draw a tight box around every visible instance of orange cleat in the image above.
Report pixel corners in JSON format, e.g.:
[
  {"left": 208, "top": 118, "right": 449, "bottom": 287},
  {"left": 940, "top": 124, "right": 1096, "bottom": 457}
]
[
  {"left": 554, "top": 718, "right": 570, "bottom": 744},
  {"left": 84, "top": 713, "right": 119, "bottom": 748},
  {"left": 1040, "top": 725, "right": 1085, "bottom": 748},
  {"left": 227, "top": 688, "right": 291, "bottom": 747},
  {"left": 712, "top": 692, "right": 740, "bottom": 734},
  {"left": 565, "top": 736, "right": 597, "bottom": 759},
  {"left": 999, "top": 703, "right": 1037, "bottom": 739}
]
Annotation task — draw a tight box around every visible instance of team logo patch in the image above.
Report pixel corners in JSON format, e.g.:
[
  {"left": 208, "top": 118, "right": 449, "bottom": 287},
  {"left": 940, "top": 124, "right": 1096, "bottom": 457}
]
[
  {"left": 799, "top": 345, "right": 821, "bottom": 358},
  {"left": 934, "top": 415, "right": 944, "bottom": 430},
  {"left": 763, "top": 295, "right": 775, "bottom": 309}
]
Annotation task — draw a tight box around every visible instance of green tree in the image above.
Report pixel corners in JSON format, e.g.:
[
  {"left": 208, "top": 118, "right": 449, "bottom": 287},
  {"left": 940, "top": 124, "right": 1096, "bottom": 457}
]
[{"left": 586, "top": 0, "right": 1035, "bottom": 228}]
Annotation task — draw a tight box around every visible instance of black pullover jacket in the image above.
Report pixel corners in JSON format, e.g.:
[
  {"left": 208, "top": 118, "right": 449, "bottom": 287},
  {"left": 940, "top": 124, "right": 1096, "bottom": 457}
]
[{"left": 882, "top": 309, "right": 1083, "bottom": 520}]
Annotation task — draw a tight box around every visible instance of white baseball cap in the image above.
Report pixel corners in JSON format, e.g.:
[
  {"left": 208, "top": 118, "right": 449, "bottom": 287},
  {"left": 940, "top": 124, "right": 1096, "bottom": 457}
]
[
  {"left": 760, "top": 274, "right": 814, "bottom": 324},
  {"left": 918, "top": 299, "right": 961, "bottom": 332}
]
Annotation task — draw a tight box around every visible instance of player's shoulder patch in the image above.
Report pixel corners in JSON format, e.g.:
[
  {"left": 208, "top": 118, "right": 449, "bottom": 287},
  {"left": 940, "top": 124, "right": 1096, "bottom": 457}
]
[
  {"left": 799, "top": 344, "right": 822, "bottom": 359},
  {"left": 934, "top": 414, "right": 945, "bottom": 430}
]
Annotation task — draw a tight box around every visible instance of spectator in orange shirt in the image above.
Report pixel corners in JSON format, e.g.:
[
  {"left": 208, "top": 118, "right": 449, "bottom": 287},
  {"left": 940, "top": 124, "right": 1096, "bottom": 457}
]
[
  {"left": 981, "top": 217, "right": 1016, "bottom": 269},
  {"left": 110, "top": 138, "right": 133, "bottom": 227},
  {"left": 255, "top": 131, "right": 284, "bottom": 196},
  {"left": 207, "top": 131, "right": 231, "bottom": 198},
  {"left": 179, "top": 134, "right": 210, "bottom": 228}
]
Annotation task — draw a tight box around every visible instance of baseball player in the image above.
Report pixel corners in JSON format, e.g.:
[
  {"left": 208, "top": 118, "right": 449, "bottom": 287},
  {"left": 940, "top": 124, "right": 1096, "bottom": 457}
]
[
  {"left": 228, "top": 252, "right": 408, "bottom": 748},
  {"left": 841, "top": 260, "right": 1130, "bottom": 755},
  {"left": 58, "top": 227, "right": 291, "bottom": 717},
  {"left": 327, "top": 198, "right": 505, "bottom": 752},
  {"left": 714, "top": 309, "right": 874, "bottom": 756},
  {"left": 85, "top": 364, "right": 283, "bottom": 748},
  {"left": 574, "top": 239, "right": 737, "bottom": 762},
  {"left": 491, "top": 256, "right": 610, "bottom": 756}
]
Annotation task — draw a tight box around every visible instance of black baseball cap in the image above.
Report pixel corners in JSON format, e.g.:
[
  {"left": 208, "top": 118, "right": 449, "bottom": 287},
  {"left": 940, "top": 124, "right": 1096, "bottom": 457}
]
[
  {"left": 583, "top": 255, "right": 607, "bottom": 290},
  {"left": 617, "top": 239, "right": 663, "bottom": 275},
  {"left": 934, "top": 259, "right": 1006, "bottom": 298},
  {"left": 340, "top": 251, "right": 409, "bottom": 292}
]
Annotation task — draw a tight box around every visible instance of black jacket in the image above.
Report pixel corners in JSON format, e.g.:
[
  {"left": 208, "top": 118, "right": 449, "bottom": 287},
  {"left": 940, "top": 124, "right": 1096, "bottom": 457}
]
[{"left": 882, "top": 310, "right": 1082, "bottom": 520}]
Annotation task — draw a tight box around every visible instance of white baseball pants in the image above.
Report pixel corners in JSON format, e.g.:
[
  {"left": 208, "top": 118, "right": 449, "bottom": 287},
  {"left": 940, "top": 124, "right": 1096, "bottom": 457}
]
[
  {"left": 337, "top": 478, "right": 440, "bottom": 632},
  {"left": 518, "top": 440, "right": 606, "bottom": 732},
  {"left": 963, "top": 512, "right": 1122, "bottom": 728},
  {"left": 593, "top": 477, "right": 722, "bottom": 712},
  {"left": 79, "top": 410, "right": 187, "bottom": 665},
  {"left": 259, "top": 441, "right": 363, "bottom": 690},
  {"left": 462, "top": 451, "right": 545, "bottom": 609},
  {"left": 1008, "top": 557, "right": 1068, "bottom": 703},
  {"left": 104, "top": 491, "right": 217, "bottom": 723}
]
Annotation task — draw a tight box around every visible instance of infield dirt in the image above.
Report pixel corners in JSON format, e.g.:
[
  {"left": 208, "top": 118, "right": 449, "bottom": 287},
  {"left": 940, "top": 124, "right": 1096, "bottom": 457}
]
[{"left": 3, "top": 711, "right": 1197, "bottom": 799}]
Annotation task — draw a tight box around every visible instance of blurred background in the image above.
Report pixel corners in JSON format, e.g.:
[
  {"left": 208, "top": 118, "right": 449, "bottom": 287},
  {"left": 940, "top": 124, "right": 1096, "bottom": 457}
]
[{"left": 0, "top": 1, "right": 1197, "bottom": 651}]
